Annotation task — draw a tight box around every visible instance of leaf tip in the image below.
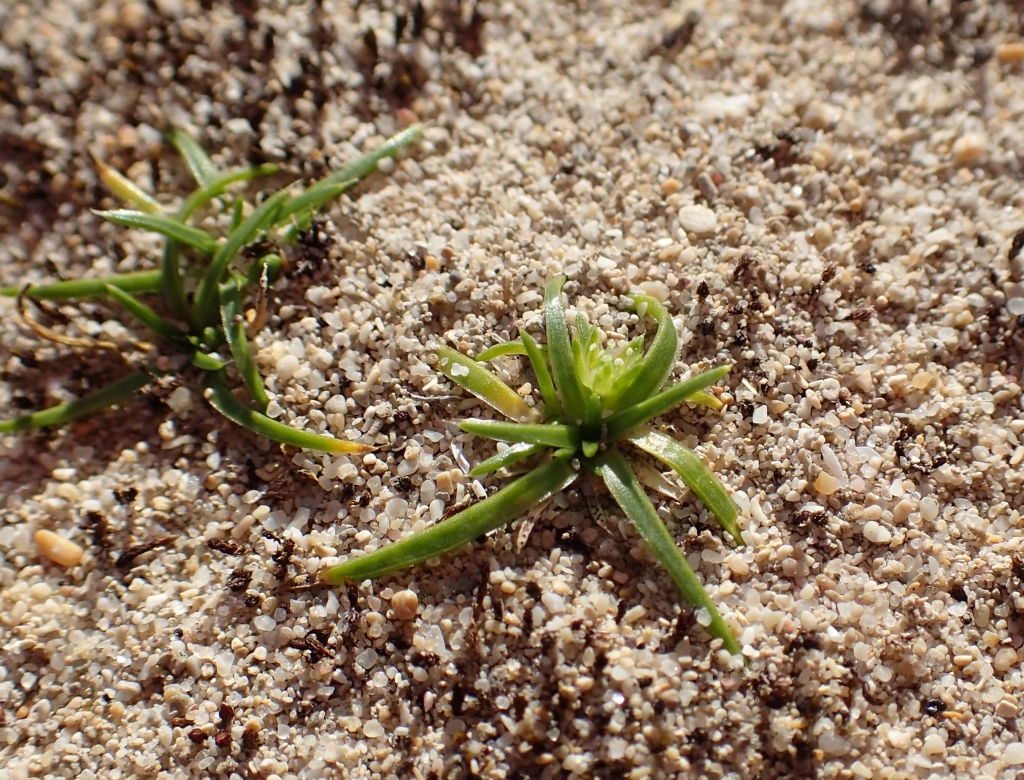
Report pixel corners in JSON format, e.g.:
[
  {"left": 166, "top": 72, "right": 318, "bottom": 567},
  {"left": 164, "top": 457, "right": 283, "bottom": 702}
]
[{"left": 328, "top": 441, "right": 375, "bottom": 454}]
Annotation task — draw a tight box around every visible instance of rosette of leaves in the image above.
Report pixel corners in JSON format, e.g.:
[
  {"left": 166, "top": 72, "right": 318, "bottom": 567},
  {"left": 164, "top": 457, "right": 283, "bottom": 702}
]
[
  {"left": 324, "top": 276, "right": 745, "bottom": 654},
  {"left": 0, "top": 124, "right": 422, "bottom": 454}
]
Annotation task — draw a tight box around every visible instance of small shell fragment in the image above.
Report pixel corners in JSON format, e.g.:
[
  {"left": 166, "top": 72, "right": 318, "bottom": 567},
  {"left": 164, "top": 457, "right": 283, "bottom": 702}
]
[{"left": 34, "top": 529, "right": 84, "bottom": 567}]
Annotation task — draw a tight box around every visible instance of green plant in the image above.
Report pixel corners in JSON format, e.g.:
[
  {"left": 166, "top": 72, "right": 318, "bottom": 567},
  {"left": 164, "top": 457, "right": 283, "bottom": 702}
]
[
  {"left": 324, "top": 276, "right": 745, "bottom": 654},
  {"left": 0, "top": 124, "right": 423, "bottom": 452}
]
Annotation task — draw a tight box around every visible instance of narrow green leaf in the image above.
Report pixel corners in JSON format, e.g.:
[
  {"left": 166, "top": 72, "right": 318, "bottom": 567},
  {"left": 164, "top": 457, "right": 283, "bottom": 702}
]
[
  {"left": 95, "top": 210, "right": 219, "bottom": 255},
  {"left": 193, "top": 189, "right": 288, "bottom": 327},
  {"left": 604, "top": 294, "right": 678, "bottom": 411},
  {"left": 276, "top": 181, "right": 349, "bottom": 225},
  {"left": 583, "top": 392, "right": 602, "bottom": 443},
  {"left": 469, "top": 442, "right": 545, "bottom": 477},
  {"left": 103, "top": 284, "right": 190, "bottom": 348},
  {"left": 688, "top": 389, "right": 724, "bottom": 411},
  {"left": 544, "top": 275, "right": 588, "bottom": 424},
  {"left": 475, "top": 340, "right": 528, "bottom": 362},
  {"left": 192, "top": 352, "right": 225, "bottom": 371},
  {"left": 170, "top": 128, "right": 219, "bottom": 187},
  {"left": 459, "top": 419, "right": 577, "bottom": 449},
  {"left": 204, "top": 371, "right": 370, "bottom": 453},
  {"left": 94, "top": 157, "right": 161, "bottom": 213},
  {"left": 230, "top": 197, "right": 245, "bottom": 231},
  {"left": 178, "top": 165, "right": 280, "bottom": 222},
  {"left": 605, "top": 365, "right": 731, "bottom": 442},
  {"left": 160, "top": 240, "right": 190, "bottom": 324},
  {"left": 435, "top": 345, "right": 542, "bottom": 424},
  {"left": 219, "top": 279, "right": 270, "bottom": 411},
  {"left": 521, "top": 332, "right": 560, "bottom": 414},
  {"left": 0, "top": 270, "right": 162, "bottom": 300},
  {"left": 312, "top": 124, "right": 424, "bottom": 194},
  {"left": 321, "top": 457, "right": 577, "bottom": 584},
  {"left": 589, "top": 450, "right": 740, "bottom": 655},
  {"left": 273, "top": 125, "right": 424, "bottom": 233},
  {"left": 626, "top": 428, "right": 742, "bottom": 545},
  {"left": 0, "top": 372, "right": 152, "bottom": 433}
]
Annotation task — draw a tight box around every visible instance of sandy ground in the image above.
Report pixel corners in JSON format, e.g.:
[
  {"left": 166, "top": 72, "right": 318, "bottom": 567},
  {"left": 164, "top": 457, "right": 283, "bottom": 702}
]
[{"left": 2, "top": 0, "right": 1024, "bottom": 778}]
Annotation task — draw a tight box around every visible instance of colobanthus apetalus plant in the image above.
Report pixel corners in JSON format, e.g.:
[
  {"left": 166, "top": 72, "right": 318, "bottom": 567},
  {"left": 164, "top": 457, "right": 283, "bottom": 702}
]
[
  {"left": 324, "top": 276, "right": 745, "bottom": 654},
  {"left": 0, "top": 124, "right": 422, "bottom": 451}
]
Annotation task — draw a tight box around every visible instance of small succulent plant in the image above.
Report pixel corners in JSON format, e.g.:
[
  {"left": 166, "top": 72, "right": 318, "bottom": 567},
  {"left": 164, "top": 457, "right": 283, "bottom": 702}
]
[
  {"left": 0, "top": 125, "right": 422, "bottom": 453},
  {"left": 324, "top": 276, "right": 744, "bottom": 654}
]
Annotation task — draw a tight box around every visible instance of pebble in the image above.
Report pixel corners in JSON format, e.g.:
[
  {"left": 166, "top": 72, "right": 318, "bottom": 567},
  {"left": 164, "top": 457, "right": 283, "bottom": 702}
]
[
  {"left": 580, "top": 220, "right": 602, "bottom": 242},
  {"left": 1003, "top": 742, "right": 1024, "bottom": 766},
  {"left": 34, "top": 530, "right": 84, "bottom": 567},
  {"left": 993, "top": 647, "right": 1018, "bottom": 673},
  {"left": 997, "top": 42, "right": 1024, "bottom": 63},
  {"left": 811, "top": 221, "right": 833, "bottom": 247},
  {"left": 996, "top": 697, "right": 1019, "bottom": 719},
  {"left": 276, "top": 354, "right": 300, "bottom": 381},
  {"left": 887, "top": 729, "right": 911, "bottom": 750},
  {"left": 726, "top": 555, "right": 750, "bottom": 577},
  {"left": 118, "top": 0, "right": 147, "bottom": 30},
  {"left": 922, "top": 733, "right": 945, "bottom": 756},
  {"left": 862, "top": 521, "right": 892, "bottom": 545},
  {"left": 391, "top": 590, "right": 419, "bottom": 620},
  {"left": 660, "top": 178, "right": 682, "bottom": 195},
  {"left": 676, "top": 204, "right": 718, "bottom": 234},
  {"left": 952, "top": 132, "right": 987, "bottom": 166},
  {"left": 814, "top": 472, "right": 842, "bottom": 496},
  {"left": 920, "top": 497, "right": 940, "bottom": 522}
]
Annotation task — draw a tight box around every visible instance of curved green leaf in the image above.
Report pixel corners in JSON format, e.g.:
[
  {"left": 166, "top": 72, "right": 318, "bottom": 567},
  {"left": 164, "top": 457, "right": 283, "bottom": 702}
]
[
  {"left": 311, "top": 124, "right": 424, "bottom": 194},
  {"left": 192, "top": 351, "right": 225, "bottom": 371},
  {"left": 273, "top": 124, "right": 424, "bottom": 233},
  {"left": 604, "top": 294, "right": 678, "bottom": 411},
  {"left": 170, "top": 128, "right": 219, "bottom": 187},
  {"left": 626, "top": 428, "right": 742, "bottom": 545},
  {"left": 544, "top": 275, "right": 588, "bottom": 424},
  {"left": 521, "top": 331, "right": 559, "bottom": 414},
  {"left": 321, "top": 457, "right": 577, "bottom": 584},
  {"left": 0, "top": 270, "right": 162, "bottom": 300},
  {"left": 436, "top": 345, "right": 542, "bottom": 423},
  {"left": 159, "top": 240, "right": 190, "bottom": 324},
  {"left": 94, "top": 157, "right": 161, "bottom": 213},
  {"left": 103, "top": 284, "right": 190, "bottom": 348},
  {"left": 459, "top": 419, "right": 577, "bottom": 449},
  {"left": 94, "top": 210, "right": 219, "bottom": 255},
  {"left": 193, "top": 189, "right": 288, "bottom": 327},
  {"left": 204, "top": 371, "right": 369, "bottom": 453},
  {"left": 469, "top": 442, "right": 545, "bottom": 476},
  {"left": 178, "top": 165, "right": 280, "bottom": 222},
  {"left": 605, "top": 365, "right": 731, "bottom": 442},
  {"left": 475, "top": 340, "right": 528, "bottom": 362},
  {"left": 589, "top": 450, "right": 740, "bottom": 655},
  {"left": 0, "top": 372, "right": 152, "bottom": 433},
  {"left": 219, "top": 279, "right": 270, "bottom": 411}
]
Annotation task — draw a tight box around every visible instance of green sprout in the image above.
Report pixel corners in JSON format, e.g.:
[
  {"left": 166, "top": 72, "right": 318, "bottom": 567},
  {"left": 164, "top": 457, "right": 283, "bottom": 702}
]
[
  {"left": 0, "top": 124, "right": 423, "bottom": 453},
  {"left": 324, "top": 276, "right": 745, "bottom": 655}
]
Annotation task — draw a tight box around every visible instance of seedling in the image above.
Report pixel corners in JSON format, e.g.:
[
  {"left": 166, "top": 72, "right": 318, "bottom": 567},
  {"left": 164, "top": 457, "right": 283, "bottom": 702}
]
[
  {"left": 0, "top": 124, "right": 423, "bottom": 453},
  {"left": 324, "top": 276, "right": 745, "bottom": 654}
]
